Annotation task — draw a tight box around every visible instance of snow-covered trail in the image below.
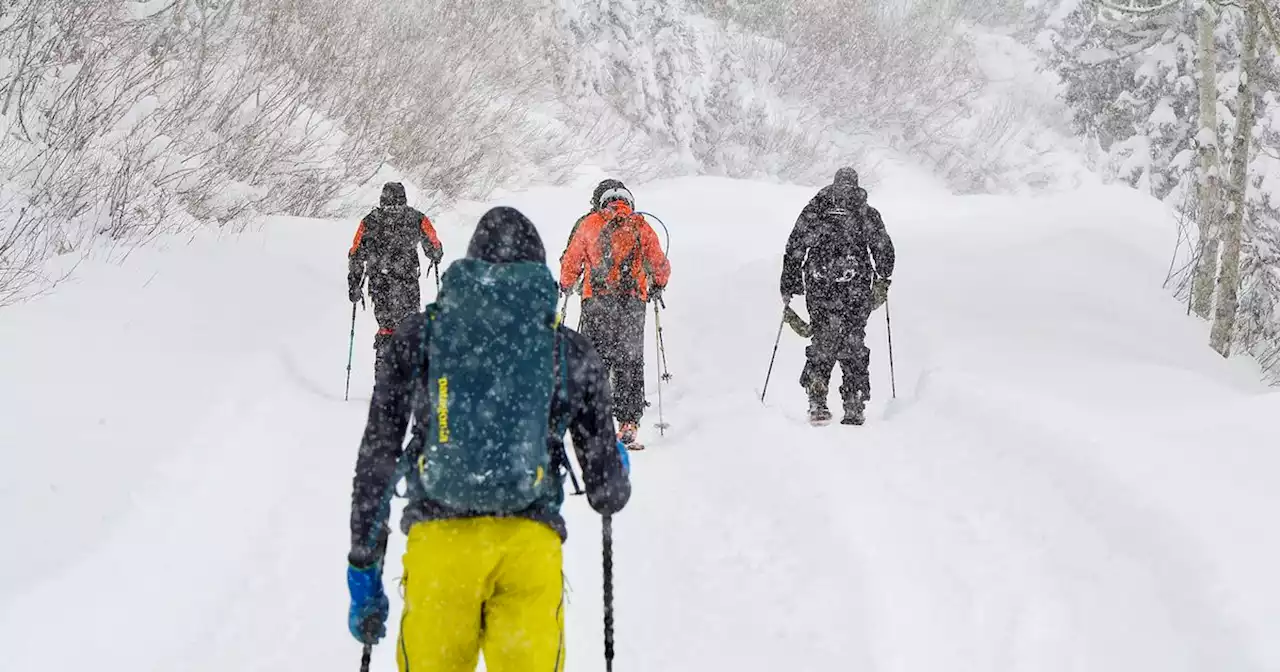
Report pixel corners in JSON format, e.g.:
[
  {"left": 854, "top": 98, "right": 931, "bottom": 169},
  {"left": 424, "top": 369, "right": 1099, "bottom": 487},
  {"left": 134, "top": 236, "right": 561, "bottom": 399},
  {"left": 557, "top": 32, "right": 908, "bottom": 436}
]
[{"left": 2, "top": 176, "right": 1278, "bottom": 671}]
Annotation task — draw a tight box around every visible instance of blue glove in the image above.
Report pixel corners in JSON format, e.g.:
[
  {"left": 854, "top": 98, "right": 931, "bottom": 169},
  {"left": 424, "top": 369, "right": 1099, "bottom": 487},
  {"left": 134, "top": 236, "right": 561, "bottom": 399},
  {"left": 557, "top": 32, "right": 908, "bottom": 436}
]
[
  {"left": 347, "top": 563, "right": 389, "bottom": 645},
  {"left": 616, "top": 439, "right": 631, "bottom": 474}
]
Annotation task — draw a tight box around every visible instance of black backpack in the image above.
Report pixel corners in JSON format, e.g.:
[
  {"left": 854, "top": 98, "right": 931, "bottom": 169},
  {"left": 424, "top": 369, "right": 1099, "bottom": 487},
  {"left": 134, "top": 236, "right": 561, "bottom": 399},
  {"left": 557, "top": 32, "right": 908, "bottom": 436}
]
[
  {"left": 363, "top": 206, "right": 422, "bottom": 276},
  {"left": 805, "top": 206, "right": 870, "bottom": 291}
]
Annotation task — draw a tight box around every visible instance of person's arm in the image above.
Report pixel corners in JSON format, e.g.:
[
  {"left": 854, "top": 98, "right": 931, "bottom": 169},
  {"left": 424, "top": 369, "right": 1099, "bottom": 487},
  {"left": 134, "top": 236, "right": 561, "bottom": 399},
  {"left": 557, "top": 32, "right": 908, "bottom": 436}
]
[
  {"left": 559, "top": 214, "right": 593, "bottom": 292},
  {"left": 560, "top": 214, "right": 589, "bottom": 263},
  {"left": 563, "top": 330, "right": 630, "bottom": 514},
  {"left": 780, "top": 209, "right": 814, "bottom": 297},
  {"left": 419, "top": 214, "right": 443, "bottom": 264},
  {"left": 639, "top": 222, "right": 671, "bottom": 289},
  {"left": 866, "top": 207, "right": 895, "bottom": 279},
  {"left": 348, "top": 221, "right": 367, "bottom": 299},
  {"left": 348, "top": 313, "right": 426, "bottom": 567}
]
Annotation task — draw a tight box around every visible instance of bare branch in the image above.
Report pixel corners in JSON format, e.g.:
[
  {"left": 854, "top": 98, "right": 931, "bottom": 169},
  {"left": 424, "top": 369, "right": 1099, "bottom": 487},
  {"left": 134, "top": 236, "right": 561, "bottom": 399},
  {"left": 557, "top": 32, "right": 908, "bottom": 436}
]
[{"left": 1090, "top": 0, "right": 1187, "bottom": 14}]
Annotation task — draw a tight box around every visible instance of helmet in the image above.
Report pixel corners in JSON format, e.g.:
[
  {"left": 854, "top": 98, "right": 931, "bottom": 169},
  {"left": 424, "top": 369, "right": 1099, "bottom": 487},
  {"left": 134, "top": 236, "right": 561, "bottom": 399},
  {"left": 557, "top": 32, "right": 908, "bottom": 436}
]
[{"left": 591, "top": 179, "right": 634, "bottom": 211}]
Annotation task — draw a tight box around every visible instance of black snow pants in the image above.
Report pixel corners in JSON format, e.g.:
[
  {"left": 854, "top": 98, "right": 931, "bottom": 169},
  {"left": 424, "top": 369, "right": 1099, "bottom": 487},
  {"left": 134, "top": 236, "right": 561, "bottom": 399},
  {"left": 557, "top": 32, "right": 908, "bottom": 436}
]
[
  {"left": 580, "top": 296, "right": 647, "bottom": 424},
  {"left": 369, "top": 272, "right": 420, "bottom": 371},
  {"left": 800, "top": 300, "right": 872, "bottom": 403}
]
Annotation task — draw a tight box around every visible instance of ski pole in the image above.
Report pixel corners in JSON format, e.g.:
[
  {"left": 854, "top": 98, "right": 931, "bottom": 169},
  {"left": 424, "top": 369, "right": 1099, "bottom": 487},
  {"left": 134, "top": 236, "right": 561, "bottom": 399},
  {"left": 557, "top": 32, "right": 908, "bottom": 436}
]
[
  {"left": 565, "top": 459, "right": 584, "bottom": 496},
  {"left": 359, "top": 644, "right": 372, "bottom": 672},
  {"left": 603, "top": 514, "right": 615, "bottom": 672},
  {"left": 760, "top": 307, "right": 787, "bottom": 403},
  {"left": 345, "top": 302, "right": 358, "bottom": 402},
  {"left": 654, "top": 300, "right": 672, "bottom": 381},
  {"left": 557, "top": 293, "right": 570, "bottom": 328},
  {"left": 886, "top": 299, "right": 897, "bottom": 400},
  {"left": 433, "top": 260, "right": 441, "bottom": 294},
  {"left": 653, "top": 302, "right": 670, "bottom": 436}
]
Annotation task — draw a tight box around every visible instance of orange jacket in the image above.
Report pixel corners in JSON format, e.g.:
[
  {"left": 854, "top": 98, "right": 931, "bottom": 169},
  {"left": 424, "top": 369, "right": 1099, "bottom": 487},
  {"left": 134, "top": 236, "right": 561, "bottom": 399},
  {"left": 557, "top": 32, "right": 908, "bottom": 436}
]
[{"left": 560, "top": 202, "right": 670, "bottom": 302}]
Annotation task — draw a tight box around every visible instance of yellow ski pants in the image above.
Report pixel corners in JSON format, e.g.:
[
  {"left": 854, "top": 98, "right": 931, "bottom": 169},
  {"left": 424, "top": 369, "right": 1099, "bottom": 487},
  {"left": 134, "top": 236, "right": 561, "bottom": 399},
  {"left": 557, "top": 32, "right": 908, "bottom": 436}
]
[{"left": 396, "top": 518, "right": 566, "bottom": 672}]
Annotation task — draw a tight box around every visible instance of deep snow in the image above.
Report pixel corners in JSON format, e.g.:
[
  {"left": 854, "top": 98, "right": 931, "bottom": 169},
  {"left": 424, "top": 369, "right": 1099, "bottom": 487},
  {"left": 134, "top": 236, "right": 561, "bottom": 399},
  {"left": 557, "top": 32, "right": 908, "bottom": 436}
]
[{"left": 1, "top": 175, "right": 1277, "bottom": 671}]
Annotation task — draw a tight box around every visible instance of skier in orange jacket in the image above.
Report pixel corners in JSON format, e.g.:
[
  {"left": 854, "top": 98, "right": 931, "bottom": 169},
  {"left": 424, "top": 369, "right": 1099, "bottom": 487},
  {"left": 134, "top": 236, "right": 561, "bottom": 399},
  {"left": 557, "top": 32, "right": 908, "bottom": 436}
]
[{"left": 560, "top": 179, "right": 671, "bottom": 448}]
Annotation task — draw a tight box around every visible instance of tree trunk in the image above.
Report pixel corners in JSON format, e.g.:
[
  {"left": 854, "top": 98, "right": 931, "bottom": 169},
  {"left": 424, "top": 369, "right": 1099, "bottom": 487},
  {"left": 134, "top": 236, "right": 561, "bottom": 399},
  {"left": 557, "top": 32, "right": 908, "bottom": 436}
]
[
  {"left": 1209, "top": 4, "right": 1261, "bottom": 357},
  {"left": 1191, "top": 6, "right": 1222, "bottom": 319}
]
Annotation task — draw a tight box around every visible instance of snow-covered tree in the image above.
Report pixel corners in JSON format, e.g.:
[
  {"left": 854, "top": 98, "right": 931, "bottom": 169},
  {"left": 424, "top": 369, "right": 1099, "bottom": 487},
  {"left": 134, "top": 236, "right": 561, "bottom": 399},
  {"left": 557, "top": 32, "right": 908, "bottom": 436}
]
[
  {"left": 1041, "top": 0, "right": 1280, "bottom": 379},
  {"left": 1210, "top": 3, "right": 1262, "bottom": 355}
]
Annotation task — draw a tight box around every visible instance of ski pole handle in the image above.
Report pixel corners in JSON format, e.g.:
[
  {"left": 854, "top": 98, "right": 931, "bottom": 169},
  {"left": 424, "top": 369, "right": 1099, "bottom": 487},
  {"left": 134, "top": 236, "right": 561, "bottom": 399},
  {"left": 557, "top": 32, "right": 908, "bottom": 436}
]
[
  {"left": 360, "top": 644, "right": 372, "bottom": 672},
  {"left": 557, "top": 293, "right": 570, "bottom": 328}
]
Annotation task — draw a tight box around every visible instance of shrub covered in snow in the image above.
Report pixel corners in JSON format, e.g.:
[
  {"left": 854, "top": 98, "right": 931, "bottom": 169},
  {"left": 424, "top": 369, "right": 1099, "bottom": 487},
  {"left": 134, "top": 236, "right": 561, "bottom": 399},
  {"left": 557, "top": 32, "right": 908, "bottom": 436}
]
[{"left": 0, "top": 0, "right": 1093, "bottom": 306}]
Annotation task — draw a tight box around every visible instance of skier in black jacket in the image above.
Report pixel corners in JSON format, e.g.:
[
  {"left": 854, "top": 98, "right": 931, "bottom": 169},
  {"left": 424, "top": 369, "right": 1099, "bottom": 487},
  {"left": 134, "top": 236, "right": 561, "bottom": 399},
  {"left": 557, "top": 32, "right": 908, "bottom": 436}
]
[
  {"left": 348, "top": 182, "right": 444, "bottom": 366},
  {"left": 781, "top": 167, "right": 895, "bottom": 425}
]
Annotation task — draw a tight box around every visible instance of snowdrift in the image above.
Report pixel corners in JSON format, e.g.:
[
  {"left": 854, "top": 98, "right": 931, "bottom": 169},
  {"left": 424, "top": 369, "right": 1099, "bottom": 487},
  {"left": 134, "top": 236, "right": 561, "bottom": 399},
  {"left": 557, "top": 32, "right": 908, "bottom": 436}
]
[{"left": 1, "top": 176, "right": 1276, "bottom": 671}]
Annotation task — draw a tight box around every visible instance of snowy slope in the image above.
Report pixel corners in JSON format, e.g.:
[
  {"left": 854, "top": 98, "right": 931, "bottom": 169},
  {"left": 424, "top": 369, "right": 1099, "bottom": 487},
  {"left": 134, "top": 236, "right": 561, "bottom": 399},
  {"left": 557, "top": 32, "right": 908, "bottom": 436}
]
[{"left": 2, "top": 175, "right": 1277, "bottom": 672}]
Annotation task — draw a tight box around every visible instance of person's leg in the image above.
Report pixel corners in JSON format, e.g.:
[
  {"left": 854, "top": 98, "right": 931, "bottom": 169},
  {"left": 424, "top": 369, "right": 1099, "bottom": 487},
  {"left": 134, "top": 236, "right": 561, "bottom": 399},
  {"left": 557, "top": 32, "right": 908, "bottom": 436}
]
[
  {"left": 611, "top": 298, "right": 648, "bottom": 426},
  {"left": 580, "top": 298, "right": 618, "bottom": 372},
  {"left": 371, "top": 277, "right": 421, "bottom": 377},
  {"left": 837, "top": 304, "right": 872, "bottom": 404},
  {"left": 800, "top": 304, "right": 838, "bottom": 408},
  {"left": 397, "top": 279, "right": 422, "bottom": 325},
  {"left": 397, "top": 519, "right": 501, "bottom": 672},
  {"left": 481, "top": 519, "right": 566, "bottom": 672},
  {"left": 369, "top": 276, "right": 393, "bottom": 337}
]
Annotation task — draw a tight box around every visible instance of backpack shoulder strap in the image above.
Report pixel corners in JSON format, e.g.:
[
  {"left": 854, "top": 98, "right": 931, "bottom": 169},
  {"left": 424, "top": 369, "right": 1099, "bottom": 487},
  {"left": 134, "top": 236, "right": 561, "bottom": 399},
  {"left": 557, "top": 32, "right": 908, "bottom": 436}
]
[
  {"left": 550, "top": 330, "right": 584, "bottom": 494},
  {"left": 394, "top": 306, "right": 436, "bottom": 498}
]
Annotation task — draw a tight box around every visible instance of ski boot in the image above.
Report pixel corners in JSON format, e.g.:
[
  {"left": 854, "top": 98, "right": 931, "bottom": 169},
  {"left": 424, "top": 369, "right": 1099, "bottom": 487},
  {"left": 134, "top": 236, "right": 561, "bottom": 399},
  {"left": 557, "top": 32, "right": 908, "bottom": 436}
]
[
  {"left": 841, "top": 391, "right": 866, "bottom": 426},
  {"left": 618, "top": 422, "right": 644, "bottom": 451},
  {"left": 807, "top": 385, "right": 833, "bottom": 426}
]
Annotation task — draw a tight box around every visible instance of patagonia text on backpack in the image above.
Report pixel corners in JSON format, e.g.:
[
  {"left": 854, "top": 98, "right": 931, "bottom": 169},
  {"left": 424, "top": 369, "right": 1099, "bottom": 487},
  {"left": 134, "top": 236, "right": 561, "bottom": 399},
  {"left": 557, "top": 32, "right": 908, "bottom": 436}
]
[{"left": 416, "top": 256, "right": 563, "bottom": 513}]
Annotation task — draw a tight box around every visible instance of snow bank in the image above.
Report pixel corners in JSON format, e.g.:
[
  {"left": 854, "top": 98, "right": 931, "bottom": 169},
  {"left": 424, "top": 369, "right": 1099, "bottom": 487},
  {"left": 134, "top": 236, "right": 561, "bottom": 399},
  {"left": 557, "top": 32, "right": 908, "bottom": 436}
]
[{"left": 2, "top": 176, "right": 1275, "bottom": 671}]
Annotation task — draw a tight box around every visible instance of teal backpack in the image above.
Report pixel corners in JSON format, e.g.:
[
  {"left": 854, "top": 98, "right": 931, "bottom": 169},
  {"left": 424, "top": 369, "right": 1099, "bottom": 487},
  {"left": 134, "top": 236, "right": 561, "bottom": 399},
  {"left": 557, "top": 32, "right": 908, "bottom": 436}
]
[{"left": 410, "top": 257, "right": 566, "bottom": 513}]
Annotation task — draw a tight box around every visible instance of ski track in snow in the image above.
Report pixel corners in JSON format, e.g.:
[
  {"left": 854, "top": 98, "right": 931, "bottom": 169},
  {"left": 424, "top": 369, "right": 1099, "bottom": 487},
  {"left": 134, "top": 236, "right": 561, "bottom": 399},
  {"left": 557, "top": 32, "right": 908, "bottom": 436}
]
[{"left": 1, "top": 177, "right": 1277, "bottom": 671}]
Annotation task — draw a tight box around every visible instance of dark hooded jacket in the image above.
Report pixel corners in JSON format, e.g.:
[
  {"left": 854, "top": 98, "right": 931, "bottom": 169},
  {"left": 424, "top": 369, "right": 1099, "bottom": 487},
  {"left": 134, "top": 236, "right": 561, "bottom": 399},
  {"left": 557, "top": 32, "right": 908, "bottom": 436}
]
[
  {"left": 348, "top": 207, "right": 631, "bottom": 567},
  {"left": 781, "top": 171, "right": 895, "bottom": 307},
  {"left": 348, "top": 182, "right": 443, "bottom": 295}
]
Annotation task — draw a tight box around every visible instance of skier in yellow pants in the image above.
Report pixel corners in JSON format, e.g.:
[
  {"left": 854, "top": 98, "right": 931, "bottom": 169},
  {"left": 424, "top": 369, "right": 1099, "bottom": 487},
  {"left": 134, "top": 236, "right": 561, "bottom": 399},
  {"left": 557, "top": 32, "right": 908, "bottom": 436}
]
[
  {"left": 346, "top": 207, "right": 632, "bottom": 672},
  {"left": 396, "top": 519, "right": 565, "bottom": 672}
]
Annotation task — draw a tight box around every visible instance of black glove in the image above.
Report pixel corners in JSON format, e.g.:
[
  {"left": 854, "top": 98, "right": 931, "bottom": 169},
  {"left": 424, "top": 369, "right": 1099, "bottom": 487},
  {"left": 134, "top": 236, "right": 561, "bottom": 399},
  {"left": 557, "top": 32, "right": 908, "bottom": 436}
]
[
  {"left": 349, "top": 283, "right": 363, "bottom": 304},
  {"left": 427, "top": 244, "right": 443, "bottom": 265},
  {"left": 871, "top": 276, "right": 891, "bottom": 310},
  {"left": 783, "top": 293, "right": 793, "bottom": 307},
  {"left": 649, "top": 284, "right": 665, "bottom": 305}
]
